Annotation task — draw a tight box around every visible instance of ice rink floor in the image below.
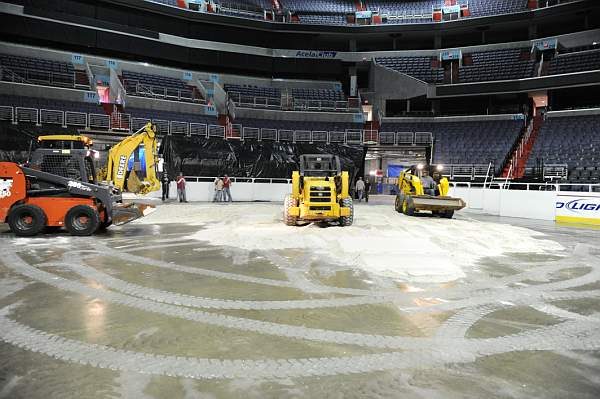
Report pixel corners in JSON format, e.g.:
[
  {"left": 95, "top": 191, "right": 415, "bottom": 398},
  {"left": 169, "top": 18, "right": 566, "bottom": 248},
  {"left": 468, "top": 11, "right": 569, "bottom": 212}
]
[{"left": 1, "top": 199, "right": 599, "bottom": 398}]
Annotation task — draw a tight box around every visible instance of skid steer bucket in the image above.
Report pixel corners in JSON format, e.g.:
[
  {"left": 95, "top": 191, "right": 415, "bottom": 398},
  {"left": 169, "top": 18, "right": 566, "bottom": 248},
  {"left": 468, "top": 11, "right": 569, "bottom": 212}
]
[
  {"left": 111, "top": 202, "right": 156, "bottom": 226},
  {"left": 410, "top": 196, "right": 466, "bottom": 212}
]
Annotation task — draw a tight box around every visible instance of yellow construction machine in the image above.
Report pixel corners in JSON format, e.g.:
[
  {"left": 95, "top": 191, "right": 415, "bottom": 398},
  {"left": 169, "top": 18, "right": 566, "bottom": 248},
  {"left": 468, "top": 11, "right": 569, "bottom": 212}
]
[
  {"left": 284, "top": 154, "right": 354, "bottom": 226},
  {"left": 395, "top": 164, "right": 466, "bottom": 218},
  {"left": 101, "top": 122, "right": 160, "bottom": 195}
]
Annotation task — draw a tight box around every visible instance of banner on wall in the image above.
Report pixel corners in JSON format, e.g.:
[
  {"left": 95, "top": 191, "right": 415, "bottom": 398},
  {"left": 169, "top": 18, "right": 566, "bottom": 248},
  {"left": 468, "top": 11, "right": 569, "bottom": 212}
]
[
  {"left": 71, "top": 54, "right": 84, "bottom": 65},
  {"left": 83, "top": 91, "right": 100, "bottom": 103},
  {"left": 533, "top": 38, "right": 558, "bottom": 51},
  {"left": 440, "top": 49, "right": 461, "bottom": 61},
  {"left": 294, "top": 50, "right": 338, "bottom": 59},
  {"left": 106, "top": 59, "right": 118, "bottom": 69},
  {"left": 387, "top": 165, "right": 405, "bottom": 178},
  {"left": 555, "top": 192, "right": 600, "bottom": 225},
  {"left": 442, "top": 5, "right": 460, "bottom": 14},
  {"left": 205, "top": 105, "right": 218, "bottom": 116}
]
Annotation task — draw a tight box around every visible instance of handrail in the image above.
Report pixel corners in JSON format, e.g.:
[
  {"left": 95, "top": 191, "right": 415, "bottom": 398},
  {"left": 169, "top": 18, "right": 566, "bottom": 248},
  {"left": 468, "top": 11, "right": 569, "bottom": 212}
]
[
  {"left": 0, "top": 65, "right": 84, "bottom": 89},
  {"left": 183, "top": 176, "right": 293, "bottom": 184},
  {"left": 482, "top": 161, "right": 493, "bottom": 189},
  {"left": 227, "top": 91, "right": 359, "bottom": 113},
  {"left": 449, "top": 181, "right": 600, "bottom": 193},
  {"left": 124, "top": 80, "right": 206, "bottom": 104},
  {"left": 5, "top": 104, "right": 434, "bottom": 146},
  {"left": 504, "top": 160, "right": 513, "bottom": 189}
]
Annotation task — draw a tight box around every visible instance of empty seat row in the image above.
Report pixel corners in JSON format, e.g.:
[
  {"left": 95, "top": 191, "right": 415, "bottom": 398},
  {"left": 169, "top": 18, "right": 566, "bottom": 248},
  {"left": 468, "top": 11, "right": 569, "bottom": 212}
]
[
  {"left": 0, "top": 53, "right": 74, "bottom": 74},
  {"left": 122, "top": 71, "right": 188, "bottom": 90},
  {"left": 375, "top": 56, "right": 443, "bottom": 83},
  {"left": 459, "top": 48, "right": 534, "bottom": 82},
  {"left": 235, "top": 117, "right": 361, "bottom": 132},
  {"left": 547, "top": 50, "right": 600, "bottom": 75},
  {"left": 126, "top": 107, "right": 217, "bottom": 125},
  {"left": 380, "top": 119, "right": 524, "bottom": 172},
  {"left": 527, "top": 115, "right": 600, "bottom": 176},
  {"left": 224, "top": 84, "right": 281, "bottom": 98},
  {"left": 0, "top": 95, "right": 104, "bottom": 114},
  {"left": 291, "top": 87, "right": 345, "bottom": 101}
]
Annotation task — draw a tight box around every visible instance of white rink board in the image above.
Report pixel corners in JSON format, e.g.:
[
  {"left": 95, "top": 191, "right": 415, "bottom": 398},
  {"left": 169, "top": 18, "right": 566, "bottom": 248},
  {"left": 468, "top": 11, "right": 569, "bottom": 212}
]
[
  {"left": 451, "top": 187, "right": 556, "bottom": 221},
  {"left": 452, "top": 187, "right": 600, "bottom": 223},
  {"left": 148, "top": 181, "right": 292, "bottom": 202},
  {"left": 555, "top": 192, "right": 600, "bottom": 224}
]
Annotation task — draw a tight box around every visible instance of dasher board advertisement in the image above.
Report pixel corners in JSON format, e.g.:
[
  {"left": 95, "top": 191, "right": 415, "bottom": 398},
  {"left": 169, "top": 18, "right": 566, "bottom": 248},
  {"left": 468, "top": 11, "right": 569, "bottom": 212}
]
[{"left": 556, "top": 192, "right": 600, "bottom": 225}]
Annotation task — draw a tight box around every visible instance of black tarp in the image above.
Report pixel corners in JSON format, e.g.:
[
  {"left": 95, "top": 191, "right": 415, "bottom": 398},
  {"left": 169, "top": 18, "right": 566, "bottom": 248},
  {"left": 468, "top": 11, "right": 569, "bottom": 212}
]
[
  {"left": 0, "top": 123, "right": 39, "bottom": 163},
  {"left": 0, "top": 125, "right": 365, "bottom": 180},
  {"left": 0, "top": 123, "right": 83, "bottom": 163},
  {"left": 161, "top": 136, "right": 365, "bottom": 180}
]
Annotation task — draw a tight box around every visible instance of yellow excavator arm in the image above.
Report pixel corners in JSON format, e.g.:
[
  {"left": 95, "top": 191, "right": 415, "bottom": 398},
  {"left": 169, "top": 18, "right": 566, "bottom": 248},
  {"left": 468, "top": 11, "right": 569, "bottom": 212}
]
[{"left": 105, "top": 123, "right": 160, "bottom": 195}]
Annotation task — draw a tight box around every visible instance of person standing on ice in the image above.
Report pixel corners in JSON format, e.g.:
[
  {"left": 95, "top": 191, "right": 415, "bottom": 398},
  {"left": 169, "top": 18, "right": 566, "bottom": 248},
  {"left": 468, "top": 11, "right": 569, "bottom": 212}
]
[
  {"left": 176, "top": 172, "right": 187, "bottom": 203},
  {"left": 222, "top": 175, "right": 233, "bottom": 202},
  {"left": 213, "top": 177, "right": 223, "bottom": 202},
  {"left": 161, "top": 172, "right": 170, "bottom": 202},
  {"left": 355, "top": 177, "right": 365, "bottom": 202}
]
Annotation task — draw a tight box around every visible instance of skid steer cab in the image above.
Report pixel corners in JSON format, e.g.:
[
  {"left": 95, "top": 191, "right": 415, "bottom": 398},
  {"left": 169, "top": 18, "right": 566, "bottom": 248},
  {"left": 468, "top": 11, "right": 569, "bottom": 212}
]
[
  {"left": 283, "top": 154, "right": 354, "bottom": 226},
  {"left": 394, "top": 164, "right": 466, "bottom": 219}
]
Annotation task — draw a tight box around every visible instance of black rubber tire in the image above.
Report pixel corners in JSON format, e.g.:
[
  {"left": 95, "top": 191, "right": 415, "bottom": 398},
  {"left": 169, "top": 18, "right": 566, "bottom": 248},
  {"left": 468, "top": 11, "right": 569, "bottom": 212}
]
[
  {"left": 394, "top": 194, "right": 403, "bottom": 213},
  {"left": 98, "top": 210, "right": 112, "bottom": 231},
  {"left": 98, "top": 220, "right": 112, "bottom": 231},
  {"left": 339, "top": 197, "right": 354, "bottom": 226},
  {"left": 283, "top": 195, "right": 298, "bottom": 226},
  {"left": 403, "top": 196, "right": 415, "bottom": 216},
  {"left": 442, "top": 210, "right": 455, "bottom": 219},
  {"left": 65, "top": 205, "right": 101, "bottom": 236},
  {"left": 7, "top": 204, "right": 47, "bottom": 237}
]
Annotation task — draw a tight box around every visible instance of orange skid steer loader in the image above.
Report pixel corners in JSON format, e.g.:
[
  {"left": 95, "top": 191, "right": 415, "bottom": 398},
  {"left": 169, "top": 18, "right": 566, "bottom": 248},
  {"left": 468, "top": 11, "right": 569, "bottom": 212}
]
[
  {"left": 0, "top": 137, "right": 154, "bottom": 236},
  {"left": 0, "top": 162, "right": 153, "bottom": 236}
]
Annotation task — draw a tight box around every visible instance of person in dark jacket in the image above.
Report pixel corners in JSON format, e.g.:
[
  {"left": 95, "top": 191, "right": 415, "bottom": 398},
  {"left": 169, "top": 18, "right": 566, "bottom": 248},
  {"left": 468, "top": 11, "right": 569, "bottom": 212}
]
[
  {"left": 364, "top": 178, "right": 371, "bottom": 203},
  {"left": 161, "top": 172, "right": 170, "bottom": 202}
]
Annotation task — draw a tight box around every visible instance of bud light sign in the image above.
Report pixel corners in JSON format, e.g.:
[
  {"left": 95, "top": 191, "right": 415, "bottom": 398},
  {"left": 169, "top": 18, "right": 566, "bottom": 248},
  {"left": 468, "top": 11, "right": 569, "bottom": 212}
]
[{"left": 555, "top": 194, "right": 600, "bottom": 225}]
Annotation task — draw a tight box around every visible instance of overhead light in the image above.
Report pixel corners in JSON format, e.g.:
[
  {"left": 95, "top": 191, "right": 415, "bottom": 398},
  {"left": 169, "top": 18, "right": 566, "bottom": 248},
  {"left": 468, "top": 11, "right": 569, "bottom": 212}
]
[
  {"left": 436, "top": 164, "right": 444, "bottom": 171},
  {"left": 417, "top": 163, "right": 424, "bottom": 170}
]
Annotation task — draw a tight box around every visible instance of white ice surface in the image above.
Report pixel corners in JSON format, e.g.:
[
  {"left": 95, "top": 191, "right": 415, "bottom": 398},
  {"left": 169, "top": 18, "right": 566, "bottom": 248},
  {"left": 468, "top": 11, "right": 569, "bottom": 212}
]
[{"left": 135, "top": 203, "right": 564, "bottom": 283}]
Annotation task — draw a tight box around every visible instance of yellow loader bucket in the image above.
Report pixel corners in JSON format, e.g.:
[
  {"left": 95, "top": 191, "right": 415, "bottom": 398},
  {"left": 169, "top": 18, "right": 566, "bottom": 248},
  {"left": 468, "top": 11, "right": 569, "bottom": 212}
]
[
  {"left": 411, "top": 196, "right": 466, "bottom": 212},
  {"left": 126, "top": 172, "right": 144, "bottom": 194},
  {"left": 111, "top": 202, "right": 156, "bottom": 226}
]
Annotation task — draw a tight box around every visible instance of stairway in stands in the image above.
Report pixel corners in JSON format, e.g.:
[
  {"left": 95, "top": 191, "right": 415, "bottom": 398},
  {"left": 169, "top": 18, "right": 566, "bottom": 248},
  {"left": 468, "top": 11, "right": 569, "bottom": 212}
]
[
  {"left": 502, "top": 114, "right": 544, "bottom": 179},
  {"left": 271, "top": 0, "right": 281, "bottom": 12},
  {"left": 363, "top": 119, "right": 379, "bottom": 144}
]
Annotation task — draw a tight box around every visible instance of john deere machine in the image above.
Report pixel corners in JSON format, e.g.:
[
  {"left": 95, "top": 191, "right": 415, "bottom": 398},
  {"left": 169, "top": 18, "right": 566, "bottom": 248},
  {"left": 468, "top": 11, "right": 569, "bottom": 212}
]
[
  {"left": 100, "top": 123, "right": 161, "bottom": 194},
  {"left": 284, "top": 154, "right": 354, "bottom": 226},
  {"left": 395, "top": 164, "right": 466, "bottom": 218}
]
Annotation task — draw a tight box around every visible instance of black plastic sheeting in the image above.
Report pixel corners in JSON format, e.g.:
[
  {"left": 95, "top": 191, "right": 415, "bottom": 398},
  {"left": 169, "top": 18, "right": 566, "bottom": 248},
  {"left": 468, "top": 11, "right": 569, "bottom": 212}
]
[
  {"left": 0, "top": 125, "right": 366, "bottom": 180},
  {"left": 0, "top": 123, "right": 84, "bottom": 164},
  {"left": 161, "top": 136, "right": 365, "bottom": 180},
  {"left": 0, "top": 123, "right": 38, "bottom": 163}
]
